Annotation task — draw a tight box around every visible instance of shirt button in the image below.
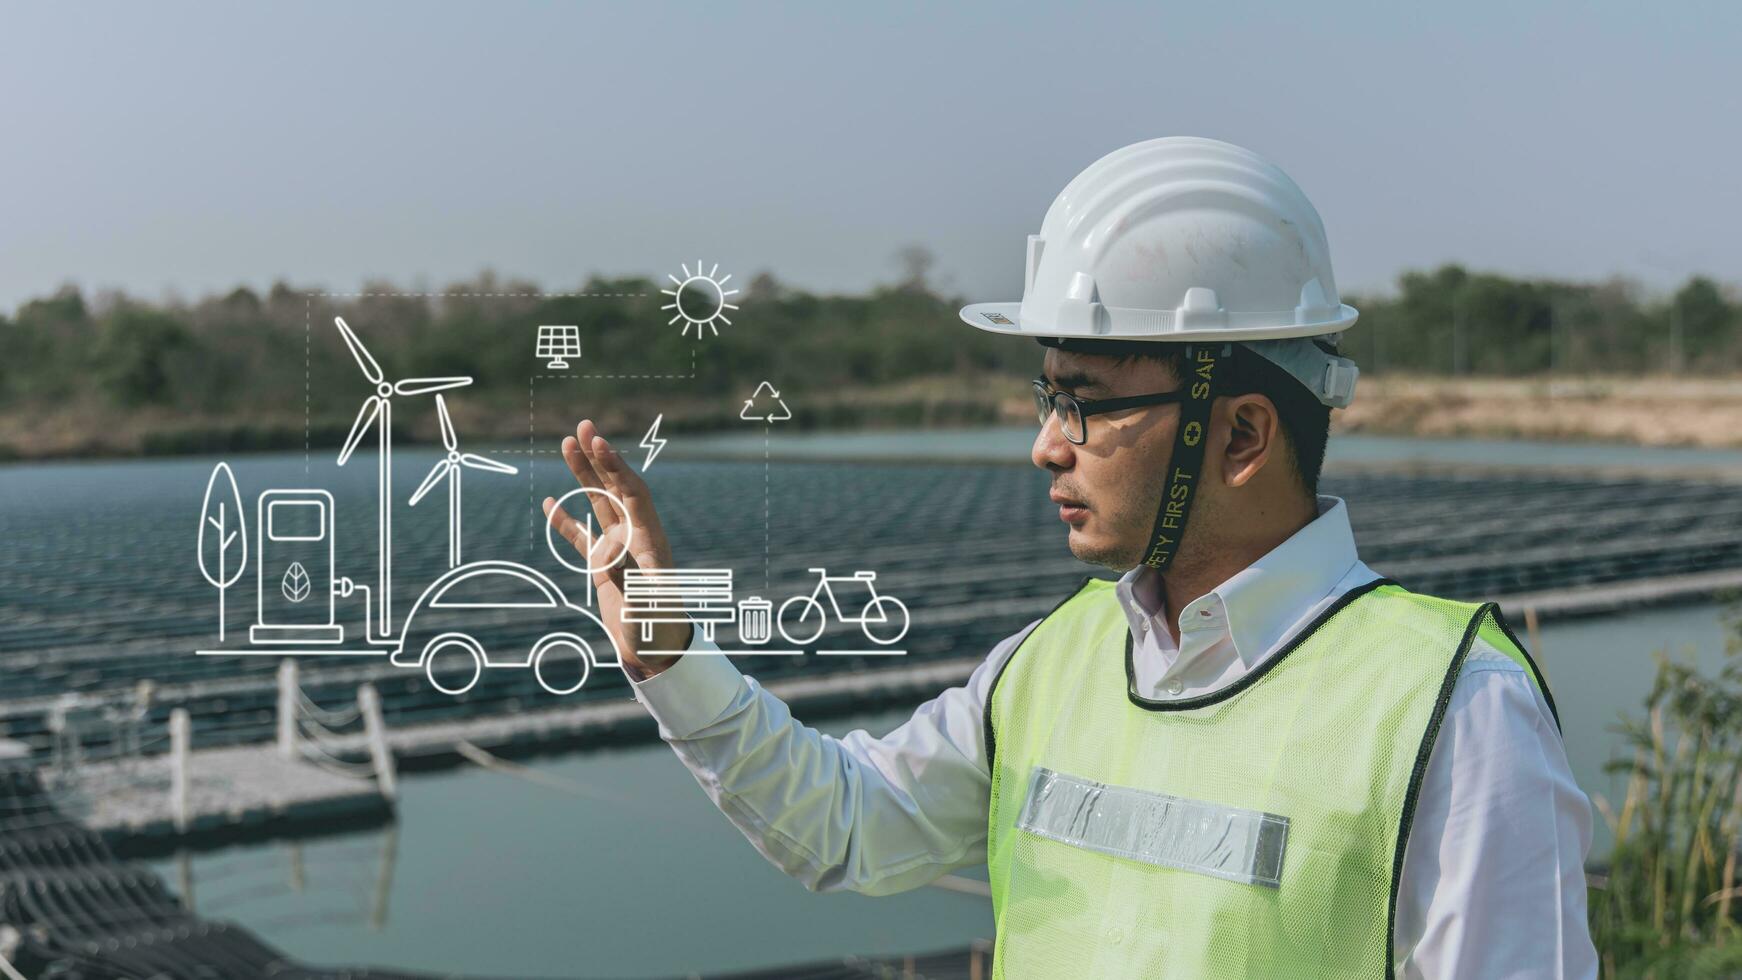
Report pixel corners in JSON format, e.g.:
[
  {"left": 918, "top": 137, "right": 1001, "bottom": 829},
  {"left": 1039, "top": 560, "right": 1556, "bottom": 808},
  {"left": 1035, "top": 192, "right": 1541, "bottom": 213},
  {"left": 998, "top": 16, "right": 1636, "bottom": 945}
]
[
  {"left": 1198, "top": 608, "right": 1214, "bottom": 619},
  {"left": 1138, "top": 620, "right": 1149, "bottom": 632},
  {"left": 1165, "top": 679, "right": 1184, "bottom": 696}
]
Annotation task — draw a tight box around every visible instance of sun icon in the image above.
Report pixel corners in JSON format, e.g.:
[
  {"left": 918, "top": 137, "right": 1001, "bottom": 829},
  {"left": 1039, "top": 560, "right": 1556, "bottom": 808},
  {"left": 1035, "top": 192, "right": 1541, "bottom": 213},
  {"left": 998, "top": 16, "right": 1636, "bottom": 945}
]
[{"left": 661, "top": 261, "right": 741, "bottom": 338}]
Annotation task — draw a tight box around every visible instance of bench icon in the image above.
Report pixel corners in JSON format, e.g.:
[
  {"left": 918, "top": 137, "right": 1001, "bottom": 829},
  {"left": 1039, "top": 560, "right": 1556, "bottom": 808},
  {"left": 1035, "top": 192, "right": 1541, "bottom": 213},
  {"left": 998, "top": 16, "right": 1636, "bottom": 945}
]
[{"left": 623, "top": 569, "right": 736, "bottom": 642}]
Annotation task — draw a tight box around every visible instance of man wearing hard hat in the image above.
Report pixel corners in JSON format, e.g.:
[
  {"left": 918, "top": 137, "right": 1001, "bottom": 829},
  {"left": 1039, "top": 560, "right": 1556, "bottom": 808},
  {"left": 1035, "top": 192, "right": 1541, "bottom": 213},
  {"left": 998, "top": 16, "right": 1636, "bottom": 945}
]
[{"left": 545, "top": 137, "right": 1597, "bottom": 977}]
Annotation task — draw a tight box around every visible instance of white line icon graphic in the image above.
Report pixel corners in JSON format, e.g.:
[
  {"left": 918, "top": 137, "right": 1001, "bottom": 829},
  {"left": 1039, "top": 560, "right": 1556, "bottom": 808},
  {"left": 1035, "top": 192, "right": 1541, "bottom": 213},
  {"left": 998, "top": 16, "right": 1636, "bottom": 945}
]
[
  {"left": 251, "top": 489, "right": 345, "bottom": 645},
  {"left": 187, "top": 294, "right": 927, "bottom": 678},
  {"left": 639, "top": 414, "right": 667, "bottom": 471},
  {"left": 535, "top": 325, "right": 581, "bottom": 369},
  {"left": 662, "top": 261, "right": 740, "bottom": 338},
  {"left": 333, "top": 315, "right": 474, "bottom": 636},
  {"left": 624, "top": 568, "right": 734, "bottom": 642},
  {"left": 740, "top": 381, "right": 792, "bottom": 423},
  {"left": 408, "top": 393, "right": 519, "bottom": 569},
  {"left": 196, "top": 462, "right": 248, "bottom": 642},
  {"left": 736, "top": 596, "right": 774, "bottom": 645},
  {"left": 544, "top": 485, "right": 634, "bottom": 610},
  {"left": 778, "top": 567, "right": 909, "bottom": 648},
  {"left": 385, "top": 560, "right": 623, "bottom": 696}
]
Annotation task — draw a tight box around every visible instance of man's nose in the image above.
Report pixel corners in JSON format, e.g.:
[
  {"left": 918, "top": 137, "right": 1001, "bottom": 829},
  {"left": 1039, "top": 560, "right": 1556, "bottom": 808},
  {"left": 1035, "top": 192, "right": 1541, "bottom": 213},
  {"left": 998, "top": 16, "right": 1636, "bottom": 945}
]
[{"left": 1032, "top": 413, "right": 1074, "bottom": 471}]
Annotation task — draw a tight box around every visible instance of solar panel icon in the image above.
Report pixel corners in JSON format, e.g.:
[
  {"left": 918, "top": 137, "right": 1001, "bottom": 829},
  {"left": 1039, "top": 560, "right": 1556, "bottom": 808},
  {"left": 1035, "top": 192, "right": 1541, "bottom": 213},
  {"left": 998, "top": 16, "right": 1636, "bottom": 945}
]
[{"left": 536, "top": 325, "right": 582, "bottom": 369}]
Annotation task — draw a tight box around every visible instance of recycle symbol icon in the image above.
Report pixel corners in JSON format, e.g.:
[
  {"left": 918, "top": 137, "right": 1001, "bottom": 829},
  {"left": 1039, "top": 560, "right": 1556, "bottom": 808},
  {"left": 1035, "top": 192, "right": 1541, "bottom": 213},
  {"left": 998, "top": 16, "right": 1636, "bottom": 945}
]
[{"left": 739, "top": 381, "right": 792, "bottom": 424}]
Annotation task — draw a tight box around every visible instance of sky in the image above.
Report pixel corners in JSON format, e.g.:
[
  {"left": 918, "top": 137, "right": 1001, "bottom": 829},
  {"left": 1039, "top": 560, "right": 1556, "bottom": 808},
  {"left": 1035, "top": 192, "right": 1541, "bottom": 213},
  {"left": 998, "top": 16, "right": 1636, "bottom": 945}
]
[{"left": 3, "top": 0, "right": 1738, "bottom": 313}]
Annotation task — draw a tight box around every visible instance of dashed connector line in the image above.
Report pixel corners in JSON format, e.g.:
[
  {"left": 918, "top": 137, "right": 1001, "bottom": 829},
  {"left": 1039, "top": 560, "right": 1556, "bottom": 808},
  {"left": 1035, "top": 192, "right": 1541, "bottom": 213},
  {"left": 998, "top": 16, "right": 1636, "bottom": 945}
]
[
  {"left": 537, "top": 345, "right": 700, "bottom": 380},
  {"left": 764, "top": 424, "right": 771, "bottom": 594},
  {"left": 303, "top": 296, "right": 310, "bottom": 477},
  {"left": 529, "top": 376, "right": 536, "bottom": 553},
  {"left": 310, "top": 292, "right": 650, "bottom": 299}
]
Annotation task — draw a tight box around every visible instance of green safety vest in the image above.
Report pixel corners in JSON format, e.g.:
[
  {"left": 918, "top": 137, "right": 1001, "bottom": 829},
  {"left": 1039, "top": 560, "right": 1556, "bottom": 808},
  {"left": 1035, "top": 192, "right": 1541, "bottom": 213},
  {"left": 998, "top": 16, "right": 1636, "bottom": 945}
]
[{"left": 984, "top": 577, "right": 1556, "bottom": 979}]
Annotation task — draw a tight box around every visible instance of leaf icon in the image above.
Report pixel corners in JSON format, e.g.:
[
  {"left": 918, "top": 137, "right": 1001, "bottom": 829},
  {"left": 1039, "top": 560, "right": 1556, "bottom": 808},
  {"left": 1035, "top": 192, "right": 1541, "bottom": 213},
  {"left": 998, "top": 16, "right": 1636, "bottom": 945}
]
[{"left": 281, "top": 562, "right": 311, "bottom": 603}]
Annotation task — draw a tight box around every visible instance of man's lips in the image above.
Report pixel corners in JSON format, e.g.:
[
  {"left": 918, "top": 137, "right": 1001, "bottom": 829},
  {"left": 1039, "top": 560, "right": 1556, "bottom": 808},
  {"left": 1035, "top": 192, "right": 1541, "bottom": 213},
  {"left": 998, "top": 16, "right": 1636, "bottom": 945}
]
[{"left": 1050, "top": 491, "right": 1089, "bottom": 524}]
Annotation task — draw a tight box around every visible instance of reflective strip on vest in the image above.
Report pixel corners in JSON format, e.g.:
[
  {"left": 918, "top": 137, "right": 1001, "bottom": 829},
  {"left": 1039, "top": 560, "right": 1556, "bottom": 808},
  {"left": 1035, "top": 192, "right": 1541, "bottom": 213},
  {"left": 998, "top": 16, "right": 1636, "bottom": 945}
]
[{"left": 1018, "top": 766, "right": 1290, "bottom": 888}]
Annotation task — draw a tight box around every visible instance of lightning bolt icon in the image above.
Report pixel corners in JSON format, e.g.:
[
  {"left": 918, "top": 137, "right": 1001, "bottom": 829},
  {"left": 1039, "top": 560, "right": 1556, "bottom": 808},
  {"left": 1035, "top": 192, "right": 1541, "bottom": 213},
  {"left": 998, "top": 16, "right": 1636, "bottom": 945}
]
[{"left": 640, "top": 413, "right": 667, "bottom": 471}]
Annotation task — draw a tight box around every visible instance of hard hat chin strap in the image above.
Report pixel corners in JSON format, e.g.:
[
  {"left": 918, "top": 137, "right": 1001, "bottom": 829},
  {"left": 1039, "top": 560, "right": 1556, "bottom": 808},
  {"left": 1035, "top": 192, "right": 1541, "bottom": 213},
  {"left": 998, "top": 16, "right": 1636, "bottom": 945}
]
[{"left": 1141, "top": 343, "right": 1230, "bottom": 571}]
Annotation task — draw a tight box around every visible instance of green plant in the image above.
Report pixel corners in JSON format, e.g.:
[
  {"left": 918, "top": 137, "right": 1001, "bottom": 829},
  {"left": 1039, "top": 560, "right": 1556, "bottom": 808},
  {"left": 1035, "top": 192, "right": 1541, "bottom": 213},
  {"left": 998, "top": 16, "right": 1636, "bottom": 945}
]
[{"left": 1591, "top": 599, "right": 1742, "bottom": 978}]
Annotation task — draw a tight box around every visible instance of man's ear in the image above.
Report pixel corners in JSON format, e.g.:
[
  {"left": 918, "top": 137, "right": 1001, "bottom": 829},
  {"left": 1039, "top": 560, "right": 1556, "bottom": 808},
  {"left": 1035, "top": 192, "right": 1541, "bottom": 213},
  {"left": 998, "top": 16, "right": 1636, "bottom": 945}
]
[{"left": 1220, "top": 393, "right": 1281, "bottom": 489}]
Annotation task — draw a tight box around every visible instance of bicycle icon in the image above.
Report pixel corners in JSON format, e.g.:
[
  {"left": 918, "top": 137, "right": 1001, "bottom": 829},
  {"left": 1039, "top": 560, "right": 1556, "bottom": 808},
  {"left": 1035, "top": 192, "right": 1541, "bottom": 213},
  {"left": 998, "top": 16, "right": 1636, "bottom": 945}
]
[{"left": 778, "top": 568, "right": 910, "bottom": 647}]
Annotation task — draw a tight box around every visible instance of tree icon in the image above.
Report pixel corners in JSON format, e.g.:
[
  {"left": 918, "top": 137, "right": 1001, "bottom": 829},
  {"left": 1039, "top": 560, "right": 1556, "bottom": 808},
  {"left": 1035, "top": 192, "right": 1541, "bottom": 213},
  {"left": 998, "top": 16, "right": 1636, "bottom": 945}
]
[{"left": 197, "top": 462, "right": 248, "bottom": 641}]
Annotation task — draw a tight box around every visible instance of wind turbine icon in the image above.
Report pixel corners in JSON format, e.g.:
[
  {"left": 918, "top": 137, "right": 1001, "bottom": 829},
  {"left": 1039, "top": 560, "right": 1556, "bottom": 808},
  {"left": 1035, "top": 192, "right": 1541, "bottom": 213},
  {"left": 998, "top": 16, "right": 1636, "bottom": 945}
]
[
  {"left": 333, "top": 316, "right": 474, "bottom": 637},
  {"left": 410, "top": 394, "right": 519, "bottom": 569}
]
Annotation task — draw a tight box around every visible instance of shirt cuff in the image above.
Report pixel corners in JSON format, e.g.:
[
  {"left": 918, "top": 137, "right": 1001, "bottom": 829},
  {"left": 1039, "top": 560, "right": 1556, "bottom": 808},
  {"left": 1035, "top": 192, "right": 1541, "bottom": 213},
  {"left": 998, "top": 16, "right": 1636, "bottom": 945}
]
[{"left": 627, "top": 627, "right": 748, "bottom": 740}]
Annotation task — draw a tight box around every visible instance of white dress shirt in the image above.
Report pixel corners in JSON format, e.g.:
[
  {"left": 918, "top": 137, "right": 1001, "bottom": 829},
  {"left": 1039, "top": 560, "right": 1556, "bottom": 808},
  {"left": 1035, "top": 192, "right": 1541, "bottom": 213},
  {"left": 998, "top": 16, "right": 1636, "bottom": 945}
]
[{"left": 629, "top": 496, "right": 1599, "bottom": 978}]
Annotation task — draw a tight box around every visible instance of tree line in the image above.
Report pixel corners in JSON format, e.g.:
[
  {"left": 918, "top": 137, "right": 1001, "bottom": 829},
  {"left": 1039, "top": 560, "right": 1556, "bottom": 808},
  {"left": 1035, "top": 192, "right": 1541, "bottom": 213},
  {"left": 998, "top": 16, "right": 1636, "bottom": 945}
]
[
  {"left": 0, "top": 262, "right": 1735, "bottom": 457},
  {"left": 1346, "top": 266, "right": 1736, "bottom": 377}
]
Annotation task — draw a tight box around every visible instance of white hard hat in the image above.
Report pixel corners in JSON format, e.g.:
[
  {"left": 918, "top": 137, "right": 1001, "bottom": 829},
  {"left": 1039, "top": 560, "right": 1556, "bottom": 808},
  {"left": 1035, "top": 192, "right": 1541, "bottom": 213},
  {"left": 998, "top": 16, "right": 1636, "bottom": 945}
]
[{"left": 960, "top": 137, "right": 1360, "bottom": 407}]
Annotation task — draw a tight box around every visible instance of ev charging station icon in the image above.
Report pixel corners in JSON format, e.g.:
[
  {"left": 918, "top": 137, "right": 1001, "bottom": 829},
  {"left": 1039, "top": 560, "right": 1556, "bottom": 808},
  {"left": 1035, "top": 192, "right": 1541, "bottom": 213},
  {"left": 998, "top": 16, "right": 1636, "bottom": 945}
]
[{"left": 250, "top": 489, "right": 344, "bottom": 645}]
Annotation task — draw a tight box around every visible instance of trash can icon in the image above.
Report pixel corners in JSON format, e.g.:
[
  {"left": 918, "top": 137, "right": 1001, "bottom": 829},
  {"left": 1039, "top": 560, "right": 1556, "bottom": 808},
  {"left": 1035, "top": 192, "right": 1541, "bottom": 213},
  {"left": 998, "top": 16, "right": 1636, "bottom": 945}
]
[{"left": 737, "top": 597, "right": 773, "bottom": 645}]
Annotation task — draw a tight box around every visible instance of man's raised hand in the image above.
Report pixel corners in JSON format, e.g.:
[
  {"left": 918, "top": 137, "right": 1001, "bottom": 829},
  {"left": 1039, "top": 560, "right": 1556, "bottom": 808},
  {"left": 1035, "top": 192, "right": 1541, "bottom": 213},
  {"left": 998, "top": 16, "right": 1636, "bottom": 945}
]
[{"left": 542, "top": 419, "right": 691, "bottom": 679}]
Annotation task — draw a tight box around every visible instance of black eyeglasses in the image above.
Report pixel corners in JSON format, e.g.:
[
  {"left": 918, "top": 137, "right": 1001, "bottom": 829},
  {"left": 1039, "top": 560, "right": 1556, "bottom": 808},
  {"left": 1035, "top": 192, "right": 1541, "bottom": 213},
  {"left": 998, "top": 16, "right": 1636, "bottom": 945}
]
[{"left": 1031, "top": 376, "right": 1188, "bottom": 445}]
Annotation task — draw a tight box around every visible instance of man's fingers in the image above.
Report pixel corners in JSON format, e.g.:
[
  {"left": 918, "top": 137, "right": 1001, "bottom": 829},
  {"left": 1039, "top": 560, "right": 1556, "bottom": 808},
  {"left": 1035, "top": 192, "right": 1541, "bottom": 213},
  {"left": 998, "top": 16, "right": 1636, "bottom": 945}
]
[
  {"left": 560, "top": 433, "right": 602, "bottom": 489},
  {"left": 585, "top": 432, "right": 666, "bottom": 539},
  {"left": 543, "top": 497, "right": 595, "bottom": 554},
  {"left": 591, "top": 526, "right": 636, "bottom": 598},
  {"left": 563, "top": 424, "right": 620, "bottom": 531},
  {"left": 586, "top": 521, "right": 631, "bottom": 567},
  {"left": 547, "top": 497, "right": 637, "bottom": 574}
]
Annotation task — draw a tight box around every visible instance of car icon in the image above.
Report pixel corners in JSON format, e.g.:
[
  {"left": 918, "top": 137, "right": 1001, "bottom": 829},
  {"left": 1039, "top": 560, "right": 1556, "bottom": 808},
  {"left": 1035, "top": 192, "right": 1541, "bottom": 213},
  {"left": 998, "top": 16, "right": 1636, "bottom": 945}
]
[{"left": 389, "top": 560, "right": 622, "bottom": 696}]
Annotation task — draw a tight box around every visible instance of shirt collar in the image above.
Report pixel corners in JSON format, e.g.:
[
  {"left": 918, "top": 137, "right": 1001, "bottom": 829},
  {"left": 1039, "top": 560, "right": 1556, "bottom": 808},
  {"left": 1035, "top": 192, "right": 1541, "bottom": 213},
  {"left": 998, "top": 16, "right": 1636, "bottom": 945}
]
[{"left": 1114, "top": 495, "right": 1361, "bottom": 666}]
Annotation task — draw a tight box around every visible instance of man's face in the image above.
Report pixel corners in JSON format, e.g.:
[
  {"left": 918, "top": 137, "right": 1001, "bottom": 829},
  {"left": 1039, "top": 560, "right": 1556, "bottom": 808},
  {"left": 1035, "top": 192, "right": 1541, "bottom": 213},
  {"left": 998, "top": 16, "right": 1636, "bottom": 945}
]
[{"left": 1031, "top": 348, "right": 1179, "bottom": 570}]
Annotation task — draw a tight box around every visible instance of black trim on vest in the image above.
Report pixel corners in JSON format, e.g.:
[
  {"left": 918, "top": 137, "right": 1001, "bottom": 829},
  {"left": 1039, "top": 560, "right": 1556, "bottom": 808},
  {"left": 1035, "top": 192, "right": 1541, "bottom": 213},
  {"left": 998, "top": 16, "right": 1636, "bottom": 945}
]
[
  {"left": 1490, "top": 606, "right": 1562, "bottom": 732},
  {"left": 1122, "top": 577, "right": 1398, "bottom": 712},
  {"left": 1383, "top": 600, "right": 1489, "bottom": 980},
  {"left": 983, "top": 577, "right": 1104, "bottom": 773}
]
